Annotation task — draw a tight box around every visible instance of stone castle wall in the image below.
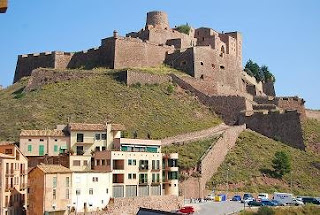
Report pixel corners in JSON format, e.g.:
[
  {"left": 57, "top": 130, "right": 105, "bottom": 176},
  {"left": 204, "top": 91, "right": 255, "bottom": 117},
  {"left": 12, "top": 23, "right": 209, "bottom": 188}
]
[
  {"left": 254, "top": 96, "right": 306, "bottom": 120},
  {"left": 239, "top": 110, "right": 305, "bottom": 150}
]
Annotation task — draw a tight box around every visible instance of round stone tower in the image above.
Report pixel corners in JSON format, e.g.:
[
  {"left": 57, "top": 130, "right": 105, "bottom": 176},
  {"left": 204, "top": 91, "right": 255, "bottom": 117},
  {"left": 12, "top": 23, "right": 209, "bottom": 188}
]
[{"left": 146, "top": 11, "right": 170, "bottom": 30}]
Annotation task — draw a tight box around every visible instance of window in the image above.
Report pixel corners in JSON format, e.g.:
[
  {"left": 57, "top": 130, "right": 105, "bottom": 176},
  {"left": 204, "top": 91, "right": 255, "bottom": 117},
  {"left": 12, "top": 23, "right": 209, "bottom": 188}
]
[
  {"left": 76, "top": 189, "right": 81, "bottom": 195},
  {"left": 89, "top": 188, "right": 93, "bottom": 195},
  {"left": 101, "top": 134, "right": 107, "bottom": 140},
  {"left": 152, "top": 160, "right": 160, "bottom": 170},
  {"left": 28, "top": 145, "right": 32, "bottom": 152},
  {"left": 73, "top": 160, "right": 81, "bottom": 166},
  {"left": 76, "top": 146, "right": 84, "bottom": 155},
  {"left": 139, "top": 174, "right": 148, "bottom": 184},
  {"left": 53, "top": 189, "right": 56, "bottom": 199},
  {"left": 76, "top": 133, "right": 84, "bottom": 142},
  {"left": 66, "top": 177, "right": 70, "bottom": 187},
  {"left": 95, "top": 134, "right": 101, "bottom": 140},
  {"left": 95, "top": 146, "right": 100, "bottom": 151},
  {"left": 220, "top": 65, "right": 225, "bottom": 69},
  {"left": 92, "top": 177, "right": 98, "bottom": 182},
  {"left": 55, "top": 139, "right": 58, "bottom": 142},
  {"left": 28, "top": 139, "right": 31, "bottom": 142},
  {"left": 168, "top": 159, "right": 178, "bottom": 167},
  {"left": 128, "top": 174, "right": 132, "bottom": 179},
  {"left": 106, "top": 188, "right": 108, "bottom": 194},
  {"left": 139, "top": 160, "right": 149, "bottom": 170},
  {"left": 128, "top": 159, "right": 132, "bottom": 165},
  {"left": 83, "top": 160, "right": 88, "bottom": 166},
  {"left": 54, "top": 145, "right": 58, "bottom": 152},
  {"left": 66, "top": 189, "right": 69, "bottom": 199},
  {"left": 168, "top": 171, "right": 178, "bottom": 180},
  {"left": 102, "top": 160, "right": 105, "bottom": 165},
  {"left": 133, "top": 174, "right": 136, "bottom": 179},
  {"left": 53, "top": 177, "right": 57, "bottom": 188},
  {"left": 40, "top": 139, "right": 44, "bottom": 142},
  {"left": 152, "top": 173, "right": 160, "bottom": 183},
  {"left": 96, "top": 160, "right": 100, "bottom": 166},
  {"left": 200, "top": 62, "right": 204, "bottom": 66},
  {"left": 102, "top": 146, "right": 106, "bottom": 151},
  {"left": 133, "top": 159, "right": 136, "bottom": 165}
]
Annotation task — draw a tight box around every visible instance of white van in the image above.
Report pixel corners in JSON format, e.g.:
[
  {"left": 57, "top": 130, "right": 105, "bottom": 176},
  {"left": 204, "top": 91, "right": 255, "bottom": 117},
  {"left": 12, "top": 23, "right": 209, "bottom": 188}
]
[
  {"left": 273, "top": 192, "right": 293, "bottom": 205},
  {"left": 257, "top": 193, "right": 269, "bottom": 200}
]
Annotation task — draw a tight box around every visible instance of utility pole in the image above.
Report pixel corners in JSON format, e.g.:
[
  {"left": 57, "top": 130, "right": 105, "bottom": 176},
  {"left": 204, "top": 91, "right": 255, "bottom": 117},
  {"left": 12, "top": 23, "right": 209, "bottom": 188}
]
[{"left": 226, "top": 167, "right": 230, "bottom": 197}]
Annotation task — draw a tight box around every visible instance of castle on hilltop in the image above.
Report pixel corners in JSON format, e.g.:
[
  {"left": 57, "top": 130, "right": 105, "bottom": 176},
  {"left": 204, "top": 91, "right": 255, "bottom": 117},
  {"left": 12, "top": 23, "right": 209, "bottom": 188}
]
[{"left": 13, "top": 11, "right": 306, "bottom": 150}]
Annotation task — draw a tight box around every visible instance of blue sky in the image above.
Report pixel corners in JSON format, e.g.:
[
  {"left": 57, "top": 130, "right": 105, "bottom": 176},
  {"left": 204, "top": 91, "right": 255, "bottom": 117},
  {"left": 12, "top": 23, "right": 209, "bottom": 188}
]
[{"left": 0, "top": 0, "right": 319, "bottom": 109}]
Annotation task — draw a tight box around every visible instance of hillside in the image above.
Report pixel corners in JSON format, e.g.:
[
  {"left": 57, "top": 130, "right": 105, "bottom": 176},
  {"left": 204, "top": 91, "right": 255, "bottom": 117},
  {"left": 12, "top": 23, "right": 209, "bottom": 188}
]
[
  {"left": 0, "top": 69, "right": 222, "bottom": 141},
  {"left": 303, "top": 117, "right": 320, "bottom": 153},
  {"left": 208, "top": 130, "right": 320, "bottom": 196}
]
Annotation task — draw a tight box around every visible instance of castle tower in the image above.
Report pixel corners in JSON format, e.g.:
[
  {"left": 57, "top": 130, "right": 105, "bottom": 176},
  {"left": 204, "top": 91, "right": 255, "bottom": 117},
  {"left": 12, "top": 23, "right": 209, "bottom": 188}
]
[{"left": 146, "top": 11, "right": 170, "bottom": 30}]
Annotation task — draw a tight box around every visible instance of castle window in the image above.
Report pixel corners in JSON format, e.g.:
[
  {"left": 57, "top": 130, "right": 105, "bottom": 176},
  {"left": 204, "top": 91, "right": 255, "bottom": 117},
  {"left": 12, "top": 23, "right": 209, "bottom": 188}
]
[
  {"left": 202, "top": 37, "right": 205, "bottom": 41},
  {"left": 212, "top": 64, "right": 215, "bottom": 70},
  {"left": 220, "top": 66, "right": 225, "bottom": 70},
  {"left": 180, "top": 61, "right": 187, "bottom": 66},
  {"left": 200, "top": 62, "right": 204, "bottom": 66},
  {"left": 220, "top": 46, "right": 225, "bottom": 57},
  {"left": 200, "top": 75, "right": 204, "bottom": 80}
]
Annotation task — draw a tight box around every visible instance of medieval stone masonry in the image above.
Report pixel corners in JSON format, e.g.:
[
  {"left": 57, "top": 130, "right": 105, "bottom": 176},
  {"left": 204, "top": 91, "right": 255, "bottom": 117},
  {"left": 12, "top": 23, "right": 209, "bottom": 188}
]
[{"left": 13, "top": 11, "right": 306, "bottom": 151}]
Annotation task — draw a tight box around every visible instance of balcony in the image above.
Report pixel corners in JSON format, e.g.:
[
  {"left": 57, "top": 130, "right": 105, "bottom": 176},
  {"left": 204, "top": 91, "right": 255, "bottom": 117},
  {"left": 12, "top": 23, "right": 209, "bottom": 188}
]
[
  {"left": 151, "top": 182, "right": 161, "bottom": 186},
  {"left": 139, "top": 166, "right": 149, "bottom": 172}
]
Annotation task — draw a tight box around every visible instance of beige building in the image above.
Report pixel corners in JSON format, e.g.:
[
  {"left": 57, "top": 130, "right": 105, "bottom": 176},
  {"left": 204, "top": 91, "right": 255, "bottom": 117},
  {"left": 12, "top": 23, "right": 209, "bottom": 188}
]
[
  {"left": 68, "top": 123, "right": 124, "bottom": 171},
  {"left": 19, "top": 125, "right": 69, "bottom": 157},
  {"left": 0, "top": 143, "right": 28, "bottom": 215},
  {"left": 93, "top": 138, "right": 179, "bottom": 198},
  {"left": 28, "top": 164, "right": 72, "bottom": 215}
]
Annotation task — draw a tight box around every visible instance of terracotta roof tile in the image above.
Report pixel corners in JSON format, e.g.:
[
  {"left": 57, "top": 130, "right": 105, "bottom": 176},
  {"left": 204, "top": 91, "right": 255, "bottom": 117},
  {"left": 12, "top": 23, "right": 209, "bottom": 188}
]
[
  {"left": 37, "top": 164, "right": 71, "bottom": 174},
  {"left": 68, "top": 123, "right": 106, "bottom": 131},
  {"left": 20, "top": 129, "right": 66, "bottom": 137}
]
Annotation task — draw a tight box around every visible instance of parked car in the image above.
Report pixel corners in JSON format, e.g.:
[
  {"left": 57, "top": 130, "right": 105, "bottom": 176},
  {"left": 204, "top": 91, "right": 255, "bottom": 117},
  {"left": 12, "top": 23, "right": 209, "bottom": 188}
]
[
  {"left": 302, "top": 197, "right": 320, "bottom": 205},
  {"left": 248, "top": 200, "right": 262, "bottom": 207},
  {"left": 231, "top": 195, "right": 242, "bottom": 201},
  {"left": 204, "top": 194, "right": 215, "bottom": 201},
  {"left": 257, "top": 193, "right": 269, "bottom": 201},
  {"left": 177, "top": 206, "right": 195, "bottom": 215},
  {"left": 241, "top": 193, "right": 255, "bottom": 203},
  {"left": 261, "top": 200, "right": 277, "bottom": 207},
  {"left": 289, "top": 198, "right": 304, "bottom": 206},
  {"left": 271, "top": 200, "right": 285, "bottom": 206}
]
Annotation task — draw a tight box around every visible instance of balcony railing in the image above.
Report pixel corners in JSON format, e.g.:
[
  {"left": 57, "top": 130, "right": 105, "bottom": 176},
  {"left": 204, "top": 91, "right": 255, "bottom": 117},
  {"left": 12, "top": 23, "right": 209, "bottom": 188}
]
[{"left": 139, "top": 166, "right": 149, "bottom": 171}]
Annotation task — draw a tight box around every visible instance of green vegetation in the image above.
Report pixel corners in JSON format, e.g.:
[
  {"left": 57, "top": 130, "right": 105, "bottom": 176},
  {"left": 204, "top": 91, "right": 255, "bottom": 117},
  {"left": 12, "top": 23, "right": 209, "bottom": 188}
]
[
  {"left": 245, "top": 59, "right": 275, "bottom": 83},
  {"left": 162, "top": 137, "right": 219, "bottom": 170},
  {"left": 240, "top": 205, "right": 320, "bottom": 215},
  {"left": 302, "top": 118, "right": 320, "bottom": 147},
  {"left": 272, "top": 151, "right": 291, "bottom": 178},
  {"left": 208, "top": 130, "right": 320, "bottom": 196},
  {"left": 175, "top": 24, "right": 191, "bottom": 35},
  {"left": 0, "top": 70, "right": 222, "bottom": 141}
]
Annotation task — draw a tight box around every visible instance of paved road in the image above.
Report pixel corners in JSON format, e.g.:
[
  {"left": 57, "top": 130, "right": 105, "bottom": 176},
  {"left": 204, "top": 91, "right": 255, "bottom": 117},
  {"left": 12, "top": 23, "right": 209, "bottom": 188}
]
[{"left": 187, "top": 201, "right": 245, "bottom": 215}]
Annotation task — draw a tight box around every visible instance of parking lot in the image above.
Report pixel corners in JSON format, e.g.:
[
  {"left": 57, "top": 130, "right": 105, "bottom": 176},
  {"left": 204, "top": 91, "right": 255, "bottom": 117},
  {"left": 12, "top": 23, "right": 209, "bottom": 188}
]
[{"left": 187, "top": 200, "right": 245, "bottom": 215}]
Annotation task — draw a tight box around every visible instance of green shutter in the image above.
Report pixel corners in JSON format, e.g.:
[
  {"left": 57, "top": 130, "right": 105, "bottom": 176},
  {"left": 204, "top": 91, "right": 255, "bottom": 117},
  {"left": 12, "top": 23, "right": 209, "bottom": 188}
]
[
  {"left": 39, "top": 145, "right": 44, "bottom": 156},
  {"left": 121, "top": 146, "right": 128, "bottom": 151},
  {"left": 54, "top": 145, "right": 58, "bottom": 152},
  {"left": 28, "top": 145, "right": 32, "bottom": 152},
  {"left": 146, "top": 147, "right": 157, "bottom": 153}
]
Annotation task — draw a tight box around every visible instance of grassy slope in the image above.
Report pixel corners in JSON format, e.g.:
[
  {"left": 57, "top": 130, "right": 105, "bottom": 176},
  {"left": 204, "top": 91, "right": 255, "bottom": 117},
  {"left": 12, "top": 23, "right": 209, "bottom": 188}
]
[
  {"left": 162, "top": 137, "right": 219, "bottom": 170},
  {"left": 0, "top": 70, "right": 222, "bottom": 141},
  {"left": 302, "top": 118, "right": 320, "bottom": 147},
  {"left": 240, "top": 205, "right": 320, "bottom": 215},
  {"left": 208, "top": 130, "right": 320, "bottom": 196}
]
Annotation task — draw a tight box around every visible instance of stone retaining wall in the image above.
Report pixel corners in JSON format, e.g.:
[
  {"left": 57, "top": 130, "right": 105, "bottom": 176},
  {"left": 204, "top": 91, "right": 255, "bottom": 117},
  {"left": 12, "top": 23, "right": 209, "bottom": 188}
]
[{"left": 126, "top": 70, "right": 172, "bottom": 86}]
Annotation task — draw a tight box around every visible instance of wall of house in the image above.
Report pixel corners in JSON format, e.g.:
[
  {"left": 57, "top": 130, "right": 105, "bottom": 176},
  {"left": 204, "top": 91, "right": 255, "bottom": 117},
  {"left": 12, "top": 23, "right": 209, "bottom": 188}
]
[
  {"left": 239, "top": 110, "right": 305, "bottom": 150},
  {"left": 27, "top": 155, "right": 70, "bottom": 169},
  {"left": 71, "top": 172, "right": 112, "bottom": 212},
  {"left": 28, "top": 168, "right": 45, "bottom": 215},
  {"left": 44, "top": 173, "right": 71, "bottom": 214}
]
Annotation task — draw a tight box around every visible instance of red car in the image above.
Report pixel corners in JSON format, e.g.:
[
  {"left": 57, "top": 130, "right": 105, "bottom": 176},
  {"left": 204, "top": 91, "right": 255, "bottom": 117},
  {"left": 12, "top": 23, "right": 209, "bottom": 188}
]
[{"left": 177, "top": 206, "right": 195, "bottom": 214}]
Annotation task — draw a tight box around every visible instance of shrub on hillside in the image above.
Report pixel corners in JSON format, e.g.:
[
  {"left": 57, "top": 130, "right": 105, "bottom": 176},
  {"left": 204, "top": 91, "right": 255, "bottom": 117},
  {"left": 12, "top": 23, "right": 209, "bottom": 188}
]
[{"left": 257, "top": 207, "right": 275, "bottom": 215}]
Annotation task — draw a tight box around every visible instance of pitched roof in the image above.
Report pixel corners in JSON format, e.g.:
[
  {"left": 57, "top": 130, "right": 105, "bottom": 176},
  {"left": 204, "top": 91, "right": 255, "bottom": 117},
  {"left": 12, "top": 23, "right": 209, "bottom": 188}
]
[
  {"left": 68, "top": 123, "right": 106, "bottom": 131},
  {"left": 20, "top": 129, "right": 66, "bottom": 137},
  {"left": 37, "top": 164, "right": 71, "bottom": 174}
]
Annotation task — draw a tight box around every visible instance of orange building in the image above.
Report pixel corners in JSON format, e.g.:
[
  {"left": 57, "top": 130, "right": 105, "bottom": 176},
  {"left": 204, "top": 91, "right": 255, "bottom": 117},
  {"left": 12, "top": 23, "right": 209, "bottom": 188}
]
[{"left": 0, "top": 143, "right": 28, "bottom": 215}]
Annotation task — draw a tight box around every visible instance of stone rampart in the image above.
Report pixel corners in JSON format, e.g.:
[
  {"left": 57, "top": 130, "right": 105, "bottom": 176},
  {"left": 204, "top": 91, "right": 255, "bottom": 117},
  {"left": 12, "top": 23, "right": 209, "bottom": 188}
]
[
  {"left": 239, "top": 110, "right": 305, "bottom": 150},
  {"left": 71, "top": 195, "right": 183, "bottom": 215},
  {"left": 125, "top": 70, "right": 172, "bottom": 86},
  {"left": 179, "top": 125, "right": 245, "bottom": 199},
  {"left": 24, "top": 68, "right": 100, "bottom": 92},
  {"left": 170, "top": 74, "right": 249, "bottom": 125},
  {"left": 254, "top": 96, "right": 306, "bottom": 120}
]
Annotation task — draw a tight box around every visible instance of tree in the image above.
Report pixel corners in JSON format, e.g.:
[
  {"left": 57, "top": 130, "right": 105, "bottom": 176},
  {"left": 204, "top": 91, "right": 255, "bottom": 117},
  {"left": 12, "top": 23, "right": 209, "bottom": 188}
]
[
  {"left": 272, "top": 151, "right": 291, "bottom": 178},
  {"left": 175, "top": 23, "right": 191, "bottom": 35},
  {"left": 244, "top": 60, "right": 276, "bottom": 83},
  {"left": 260, "top": 65, "right": 275, "bottom": 83}
]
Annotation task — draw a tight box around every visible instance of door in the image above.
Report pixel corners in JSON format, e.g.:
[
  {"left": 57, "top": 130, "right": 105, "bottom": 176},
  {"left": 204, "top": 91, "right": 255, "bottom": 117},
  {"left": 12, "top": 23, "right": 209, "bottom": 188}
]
[
  {"left": 39, "top": 145, "right": 45, "bottom": 156},
  {"left": 76, "top": 146, "right": 84, "bottom": 155}
]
